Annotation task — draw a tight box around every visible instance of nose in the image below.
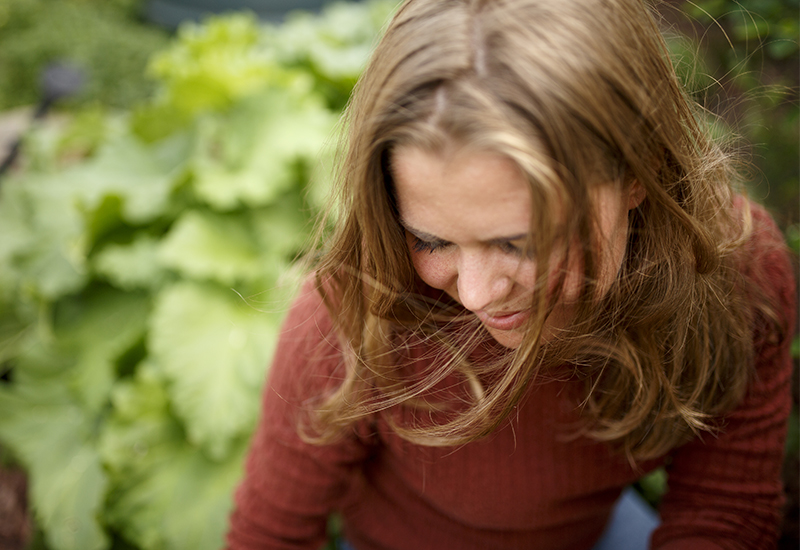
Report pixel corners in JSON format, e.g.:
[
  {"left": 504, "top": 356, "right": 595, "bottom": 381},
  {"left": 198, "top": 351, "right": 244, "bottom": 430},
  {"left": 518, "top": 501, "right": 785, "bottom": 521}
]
[{"left": 456, "top": 251, "right": 513, "bottom": 313}]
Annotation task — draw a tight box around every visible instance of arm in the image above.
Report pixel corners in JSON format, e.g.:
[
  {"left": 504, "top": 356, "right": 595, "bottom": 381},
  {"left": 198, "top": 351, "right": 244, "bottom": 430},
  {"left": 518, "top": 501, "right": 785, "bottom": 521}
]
[
  {"left": 652, "top": 206, "right": 796, "bottom": 550},
  {"left": 225, "top": 282, "right": 373, "bottom": 550}
]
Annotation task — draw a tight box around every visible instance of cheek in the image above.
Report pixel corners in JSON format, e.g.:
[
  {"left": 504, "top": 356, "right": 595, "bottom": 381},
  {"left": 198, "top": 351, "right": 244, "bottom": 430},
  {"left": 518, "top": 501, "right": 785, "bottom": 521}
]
[
  {"left": 546, "top": 242, "right": 583, "bottom": 303},
  {"left": 554, "top": 227, "right": 627, "bottom": 304},
  {"left": 410, "top": 253, "right": 456, "bottom": 292},
  {"left": 592, "top": 187, "right": 632, "bottom": 292},
  {"left": 559, "top": 256, "right": 584, "bottom": 302},
  {"left": 406, "top": 242, "right": 455, "bottom": 292},
  {"left": 594, "top": 215, "right": 629, "bottom": 295},
  {"left": 512, "top": 261, "right": 537, "bottom": 292}
]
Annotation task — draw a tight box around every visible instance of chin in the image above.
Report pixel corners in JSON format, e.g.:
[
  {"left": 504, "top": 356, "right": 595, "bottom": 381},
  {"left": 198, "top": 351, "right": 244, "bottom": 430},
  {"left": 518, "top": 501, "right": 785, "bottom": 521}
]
[{"left": 485, "top": 327, "right": 525, "bottom": 349}]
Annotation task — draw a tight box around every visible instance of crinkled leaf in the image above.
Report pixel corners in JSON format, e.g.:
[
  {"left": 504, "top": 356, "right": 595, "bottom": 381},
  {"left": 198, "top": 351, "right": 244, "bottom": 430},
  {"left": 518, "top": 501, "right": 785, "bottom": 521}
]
[
  {"left": 0, "top": 306, "right": 32, "bottom": 366},
  {"left": 0, "top": 179, "right": 37, "bottom": 299},
  {"left": 93, "top": 233, "right": 170, "bottom": 290},
  {"left": 148, "top": 13, "right": 278, "bottom": 116},
  {"left": 272, "top": 0, "right": 397, "bottom": 81},
  {"left": 67, "top": 350, "right": 118, "bottom": 417},
  {"left": 104, "top": 433, "right": 246, "bottom": 550},
  {"left": 101, "top": 363, "right": 246, "bottom": 550},
  {"left": 1, "top": 172, "right": 89, "bottom": 300},
  {"left": 52, "top": 288, "right": 149, "bottom": 356},
  {"left": 0, "top": 131, "right": 187, "bottom": 300},
  {"left": 66, "top": 132, "right": 188, "bottom": 225},
  {"left": 149, "top": 282, "right": 279, "bottom": 459},
  {"left": 82, "top": 195, "right": 127, "bottom": 252},
  {"left": 0, "top": 381, "right": 108, "bottom": 550},
  {"left": 48, "top": 287, "right": 150, "bottom": 412},
  {"left": 11, "top": 288, "right": 149, "bottom": 418},
  {"left": 157, "top": 209, "right": 264, "bottom": 286},
  {"left": 156, "top": 194, "right": 312, "bottom": 291},
  {"left": 0, "top": 177, "right": 35, "bottom": 260},
  {"left": 192, "top": 87, "right": 335, "bottom": 210},
  {"left": 13, "top": 332, "right": 74, "bottom": 382},
  {"left": 308, "top": 40, "right": 374, "bottom": 82},
  {"left": 130, "top": 100, "right": 190, "bottom": 143},
  {"left": 100, "top": 362, "right": 175, "bottom": 476}
]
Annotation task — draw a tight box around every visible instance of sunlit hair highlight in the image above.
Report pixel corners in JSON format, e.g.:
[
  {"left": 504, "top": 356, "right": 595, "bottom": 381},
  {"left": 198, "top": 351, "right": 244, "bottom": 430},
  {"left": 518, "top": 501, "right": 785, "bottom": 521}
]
[{"left": 304, "top": 0, "right": 783, "bottom": 462}]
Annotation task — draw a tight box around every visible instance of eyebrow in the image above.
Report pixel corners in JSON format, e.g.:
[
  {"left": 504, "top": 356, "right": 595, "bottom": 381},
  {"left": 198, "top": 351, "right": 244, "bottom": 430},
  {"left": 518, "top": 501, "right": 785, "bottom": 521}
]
[{"left": 398, "top": 218, "right": 528, "bottom": 245}]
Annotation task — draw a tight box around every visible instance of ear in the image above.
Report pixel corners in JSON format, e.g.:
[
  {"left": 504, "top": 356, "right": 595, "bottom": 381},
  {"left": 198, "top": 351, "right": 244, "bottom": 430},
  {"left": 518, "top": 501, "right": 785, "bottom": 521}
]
[{"left": 626, "top": 180, "right": 646, "bottom": 210}]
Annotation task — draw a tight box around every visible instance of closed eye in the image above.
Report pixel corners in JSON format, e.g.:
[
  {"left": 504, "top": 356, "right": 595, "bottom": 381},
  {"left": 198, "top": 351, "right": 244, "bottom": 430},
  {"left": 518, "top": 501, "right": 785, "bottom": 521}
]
[
  {"left": 401, "top": 219, "right": 532, "bottom": 257},
  {"left": 498, "top": 241, "right": 523, "bottom": 255},
  {"left": 411, "top": 235, "right": 531, "bottom": 257},
  {"left": 487, "top": 234, "right": 532, "bottom": 258},
  {"left": 411, "top": 235, "right": 451, "bottom": 254}
]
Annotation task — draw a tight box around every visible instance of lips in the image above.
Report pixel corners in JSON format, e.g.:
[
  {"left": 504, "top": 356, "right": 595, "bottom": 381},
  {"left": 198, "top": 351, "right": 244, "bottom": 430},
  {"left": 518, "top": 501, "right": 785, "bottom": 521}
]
[{"left": 475, "top": 309, "right": 531, "bottom": 331}]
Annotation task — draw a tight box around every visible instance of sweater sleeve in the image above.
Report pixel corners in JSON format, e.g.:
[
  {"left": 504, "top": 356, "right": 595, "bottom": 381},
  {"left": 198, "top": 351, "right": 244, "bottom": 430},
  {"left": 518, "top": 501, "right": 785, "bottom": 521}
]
[
  {"left": 651, "top": 205, "right": 797, "bottom": 550},
  {"left": 225, "top": 281, "right": 373, "bottom": 550}
]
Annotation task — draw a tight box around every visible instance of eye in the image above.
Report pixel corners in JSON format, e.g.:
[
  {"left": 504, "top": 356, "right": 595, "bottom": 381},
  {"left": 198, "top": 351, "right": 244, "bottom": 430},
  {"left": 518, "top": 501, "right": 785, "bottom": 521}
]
[
  {"left": 411, "top": 236, "right": 449, "bottom": 254},
  {"left": 497, "top": 239, "right": 533, "bottom": 258},
  {"left": 498, "top": 241, "right": 522, "bottom": 255}
]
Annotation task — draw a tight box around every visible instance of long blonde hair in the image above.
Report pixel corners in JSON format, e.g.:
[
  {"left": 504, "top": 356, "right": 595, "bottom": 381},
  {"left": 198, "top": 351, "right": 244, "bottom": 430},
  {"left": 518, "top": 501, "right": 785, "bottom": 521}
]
[{"left": 307, "top": 0, "right": 781, "bottom": 461}]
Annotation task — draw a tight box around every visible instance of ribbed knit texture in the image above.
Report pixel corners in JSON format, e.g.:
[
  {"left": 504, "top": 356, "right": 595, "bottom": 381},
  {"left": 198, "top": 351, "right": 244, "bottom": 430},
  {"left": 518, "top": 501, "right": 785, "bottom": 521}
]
[{"left": 226, "top": 202, "right": 795, "bottom": 550}]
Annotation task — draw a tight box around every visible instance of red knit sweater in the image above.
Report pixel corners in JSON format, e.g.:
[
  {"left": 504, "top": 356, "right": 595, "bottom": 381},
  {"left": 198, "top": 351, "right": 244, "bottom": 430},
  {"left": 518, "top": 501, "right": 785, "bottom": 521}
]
[{"left": 226, "top": 204, "right": 795, "bottom": 550}]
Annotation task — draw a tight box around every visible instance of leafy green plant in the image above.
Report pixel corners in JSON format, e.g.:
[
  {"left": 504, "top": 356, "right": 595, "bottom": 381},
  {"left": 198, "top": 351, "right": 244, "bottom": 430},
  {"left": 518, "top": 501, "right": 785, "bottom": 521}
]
[{"left": 0, "top": 3, "right": 395, "bottom": 549}]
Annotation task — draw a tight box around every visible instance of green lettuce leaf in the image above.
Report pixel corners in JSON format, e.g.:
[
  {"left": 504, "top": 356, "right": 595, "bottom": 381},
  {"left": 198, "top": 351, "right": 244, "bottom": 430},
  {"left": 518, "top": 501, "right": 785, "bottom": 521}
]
[
  {"left": 267, "top": 0, "right": 397, "bottom": 98},
  {"left": 101, "top": 362, "right": 246, "bottom": 550},
  {"left": 191, "top": 87, "right": 335, "bottom": 210},
  {"left": 50, "top": 287, "right": 150, "bottom": 413},
  {"left": 0, "top": 380, "right": 108, "bottom": 550},
  {"left": 157, "top": 209, "right": 264, "bottom": 286},
  {"left": 93, "top": 234, "right": 170, "bottom": 291},
  {"left": 0, "top": 130, "right": 188, "bottom": 301},
  {"left": 148, "top": 281, "right": 279, "bottom": 459},
  {"left": 148, "top": 13, "right": 277, "bottom": 116},
  {"left": 66, "top": 132, "right": 189, "bottom": 225},
  {"left": 0, "top": 171, "right": 89, "bottom": 300}
]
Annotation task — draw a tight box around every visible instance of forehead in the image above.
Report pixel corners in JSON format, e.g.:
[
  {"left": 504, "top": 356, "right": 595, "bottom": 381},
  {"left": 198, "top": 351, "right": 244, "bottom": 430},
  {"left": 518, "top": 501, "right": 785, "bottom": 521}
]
[{"left": 390, "top": 145, "right": 532, "bottom": 241}]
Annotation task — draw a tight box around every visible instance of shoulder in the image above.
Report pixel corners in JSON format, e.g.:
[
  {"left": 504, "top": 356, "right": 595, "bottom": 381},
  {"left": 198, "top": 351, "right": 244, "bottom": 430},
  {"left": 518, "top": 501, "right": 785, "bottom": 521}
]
[
  {"left": 744, "top": 199, "right": 791, "bottom": 257},
  {"left": 280, "top": 276, "right": 336, "bottom": 345},
  {"left": 266, "top": 276, "right": 345, "bottom": 401},
  {"left": 738, "top": 198, "right": 796, "bottom": 343},
  {"left": 740, "top": 198, "right": 791, "bottom": 271},
  {"left": 728, "top": 198, "right": 796, "bottom": 417}
]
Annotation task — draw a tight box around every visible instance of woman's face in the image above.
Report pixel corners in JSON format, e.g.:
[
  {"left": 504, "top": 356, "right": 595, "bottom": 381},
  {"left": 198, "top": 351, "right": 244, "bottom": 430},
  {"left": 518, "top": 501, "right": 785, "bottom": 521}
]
[{"left": 391, "top": 144, "right": 641, "bottom": 349}]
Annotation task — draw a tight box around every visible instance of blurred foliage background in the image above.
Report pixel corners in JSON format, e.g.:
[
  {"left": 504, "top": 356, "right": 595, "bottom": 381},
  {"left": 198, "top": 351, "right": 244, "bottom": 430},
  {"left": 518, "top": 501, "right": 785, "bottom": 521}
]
[
  {"left": 663, "top": 0, "right": 799, "bottom": 224},
  {"left": 0, "top": 0, "right": 169, "bottom": 109},
  {"left": 0, "top": 1, "right": 796, "bottom": 550}
]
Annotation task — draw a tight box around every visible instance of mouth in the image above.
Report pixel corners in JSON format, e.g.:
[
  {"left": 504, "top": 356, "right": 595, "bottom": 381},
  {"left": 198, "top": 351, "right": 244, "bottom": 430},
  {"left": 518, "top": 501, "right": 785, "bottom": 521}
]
[{"left": 474, "top": 309, "right": 531, "bottom": 332}]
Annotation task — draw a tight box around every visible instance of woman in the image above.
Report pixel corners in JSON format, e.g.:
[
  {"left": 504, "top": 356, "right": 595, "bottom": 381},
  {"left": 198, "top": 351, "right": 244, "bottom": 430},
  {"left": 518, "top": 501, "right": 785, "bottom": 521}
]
[{"left": 226, "top": 0, "right": 795, "bottom": 548}]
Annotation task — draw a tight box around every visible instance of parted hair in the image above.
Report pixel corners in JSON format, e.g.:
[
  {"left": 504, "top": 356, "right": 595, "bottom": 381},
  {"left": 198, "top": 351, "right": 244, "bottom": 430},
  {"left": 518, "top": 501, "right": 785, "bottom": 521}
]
[{"left": 307, "top": 0, "right": 780, "bottom": 461}]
